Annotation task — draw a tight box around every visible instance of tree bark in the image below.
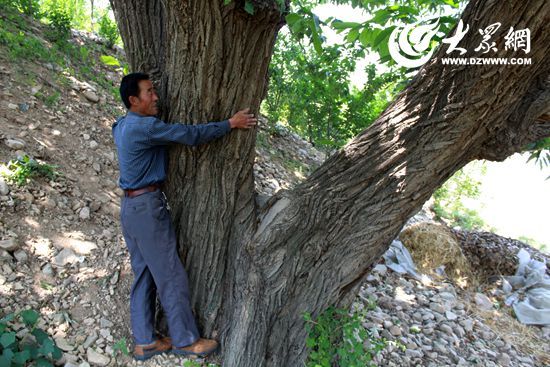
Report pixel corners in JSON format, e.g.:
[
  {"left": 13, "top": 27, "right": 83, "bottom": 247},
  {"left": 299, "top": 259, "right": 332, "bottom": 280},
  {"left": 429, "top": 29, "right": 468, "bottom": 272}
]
[{"left": 110, "top": 0, "right": 549, "bottom": 366}]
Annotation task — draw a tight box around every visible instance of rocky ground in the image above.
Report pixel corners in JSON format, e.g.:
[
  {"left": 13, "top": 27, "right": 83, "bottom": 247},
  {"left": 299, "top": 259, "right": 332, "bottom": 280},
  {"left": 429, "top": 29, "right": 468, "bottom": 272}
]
[{"left": 1, "top": 14, "right": 549, "bottom": 367}]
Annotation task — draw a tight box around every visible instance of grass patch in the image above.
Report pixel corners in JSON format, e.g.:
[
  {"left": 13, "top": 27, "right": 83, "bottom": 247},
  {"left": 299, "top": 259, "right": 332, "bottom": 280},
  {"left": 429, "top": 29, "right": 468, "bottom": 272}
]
[
  {"left": 304, "top": 306, "right": 386, "bottom": 367},
  {"left": 0, "top": 155, "right": 59, "bottom": 186}
]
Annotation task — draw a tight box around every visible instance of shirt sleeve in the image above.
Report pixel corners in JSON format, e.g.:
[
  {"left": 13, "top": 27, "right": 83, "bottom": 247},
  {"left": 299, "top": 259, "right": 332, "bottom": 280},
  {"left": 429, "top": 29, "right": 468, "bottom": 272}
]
[{"left": 147, "top": 118, "right": 231, "bottom": 146}]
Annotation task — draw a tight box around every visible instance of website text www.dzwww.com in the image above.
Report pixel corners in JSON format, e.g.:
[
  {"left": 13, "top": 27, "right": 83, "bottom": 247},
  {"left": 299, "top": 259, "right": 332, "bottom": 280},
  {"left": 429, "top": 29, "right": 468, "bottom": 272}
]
[{"left": 441, "top": 57, "right": 532, "bottom": 65}]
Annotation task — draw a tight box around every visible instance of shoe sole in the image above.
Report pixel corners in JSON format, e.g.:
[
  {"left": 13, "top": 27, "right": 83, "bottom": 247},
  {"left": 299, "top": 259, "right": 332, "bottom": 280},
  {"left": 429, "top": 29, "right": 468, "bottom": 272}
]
[
  {"left": 171, "top": 344, "right": 219, "bottom": 358},
  {"left": 134, "top": 349, "right": 170, "bottom": 361}
]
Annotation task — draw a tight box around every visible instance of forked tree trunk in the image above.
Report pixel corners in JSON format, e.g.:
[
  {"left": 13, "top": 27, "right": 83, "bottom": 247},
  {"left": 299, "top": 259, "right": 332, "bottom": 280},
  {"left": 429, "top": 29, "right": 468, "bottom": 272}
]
[{"left": 110, "top": 0, "right": 550, "bottom": 366}]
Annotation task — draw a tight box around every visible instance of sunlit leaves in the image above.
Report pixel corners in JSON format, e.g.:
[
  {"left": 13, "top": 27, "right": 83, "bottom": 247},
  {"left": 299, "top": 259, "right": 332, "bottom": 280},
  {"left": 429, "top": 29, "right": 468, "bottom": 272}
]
[{"left": 20, "top": 309, "right": 39, "bottom": 327}]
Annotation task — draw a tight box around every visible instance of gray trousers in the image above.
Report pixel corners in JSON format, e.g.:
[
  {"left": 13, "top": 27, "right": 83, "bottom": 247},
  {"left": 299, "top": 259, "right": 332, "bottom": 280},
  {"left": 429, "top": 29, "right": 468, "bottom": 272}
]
[{"left": 120, "top": 189, "right": 199, "bottom": 347}]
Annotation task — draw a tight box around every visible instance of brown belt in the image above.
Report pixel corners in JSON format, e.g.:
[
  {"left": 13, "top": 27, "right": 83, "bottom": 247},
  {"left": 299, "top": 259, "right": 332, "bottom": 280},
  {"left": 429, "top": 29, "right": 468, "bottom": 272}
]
[{"left": 125, "top": 184, "right": 161, "bottom": 198}]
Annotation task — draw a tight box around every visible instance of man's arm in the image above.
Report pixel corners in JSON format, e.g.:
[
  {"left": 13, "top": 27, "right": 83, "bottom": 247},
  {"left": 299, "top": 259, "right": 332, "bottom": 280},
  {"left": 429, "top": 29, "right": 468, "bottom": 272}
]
[{"left": 148, "top": 108, "right": 257, "bottom": 146}]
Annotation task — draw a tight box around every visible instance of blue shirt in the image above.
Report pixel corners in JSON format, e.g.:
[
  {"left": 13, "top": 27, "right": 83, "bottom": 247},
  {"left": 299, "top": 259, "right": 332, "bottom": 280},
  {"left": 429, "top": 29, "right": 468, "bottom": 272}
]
[{"left": 112, "top": 111, "right": 231, "bottom": 190}]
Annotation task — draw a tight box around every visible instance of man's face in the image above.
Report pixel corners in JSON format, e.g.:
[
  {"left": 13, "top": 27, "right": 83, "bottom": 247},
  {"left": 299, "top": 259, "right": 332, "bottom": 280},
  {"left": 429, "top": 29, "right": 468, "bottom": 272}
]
[{"left": 130, "top": 79, "right": 159, "bottom": 116}]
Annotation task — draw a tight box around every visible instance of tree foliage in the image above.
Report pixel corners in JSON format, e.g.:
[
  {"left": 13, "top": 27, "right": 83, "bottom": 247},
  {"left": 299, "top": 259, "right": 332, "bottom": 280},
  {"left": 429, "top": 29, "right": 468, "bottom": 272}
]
[
  {"left": 262, "top": 30, "right": 405, "bottom": 148},
  {"left": 260, "top": 0, "right": 464, "bottom": 148}
]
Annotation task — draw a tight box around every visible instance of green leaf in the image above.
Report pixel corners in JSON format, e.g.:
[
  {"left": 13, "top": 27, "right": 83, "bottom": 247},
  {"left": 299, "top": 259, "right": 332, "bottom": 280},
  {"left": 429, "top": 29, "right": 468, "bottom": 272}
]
[
  {"left": 32, "top": 329, "right": 50, "bottom": 344},
  {"left": 20, "top": 309, "right": 39, "bottom": 327},
  {"left": 99, "top": 55, "right": 120, "bottom": 67},
  {"left": 13, "top": 350, "right": 30, "bottom": 365},
  {"left": 285, "top": 13, "right": 302, "bottom": 27},
  {"left": 22, "top": 344, "right": 39, "bottom": 360},
  {"left": 51, "top": 346, "right": 62, "bottom": 360},
  {"left": 0, "top": 348, "right": 15, "bottom": 366},
  {"left": 345, "top": 28, "right": 360, "bottom": 43},
  {"left": 309, "top": 19, "right": 323, "bottom": 54},
  {"left": 373, "top": 26, "right": 394, "bottom": 48},
  {"left": 35, "top": 358, "right": 54, "bottom": 367},
  {"left": 0, "top": 332, "right": 16, "bottom": 348},
  {"left": 244, "top": 1, "right": 254, "bottom": 15},
  {"left": 358, "top": 28, "right": 369, "bottom": 47},
  {"left": 331, "top": 21, "right": 360, "bottom": 30},
  {"left": 223, "top": 0, "right": 232, "bottom": 4},
  {"left": 441, "top": 0, "right": 459, "bottom": 8},
  {"left": 370, "top": 10, "right": 390, "bottom": 25},
  {"left": 39, "top": 338, "right": 55, "bottom": 355}
]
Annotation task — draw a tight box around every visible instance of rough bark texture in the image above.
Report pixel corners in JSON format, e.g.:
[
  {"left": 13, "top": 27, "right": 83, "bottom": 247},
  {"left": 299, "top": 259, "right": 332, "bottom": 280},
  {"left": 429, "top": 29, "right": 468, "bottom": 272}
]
[{"left": 110, "top": 0, "right": 549, "bottom": 366}]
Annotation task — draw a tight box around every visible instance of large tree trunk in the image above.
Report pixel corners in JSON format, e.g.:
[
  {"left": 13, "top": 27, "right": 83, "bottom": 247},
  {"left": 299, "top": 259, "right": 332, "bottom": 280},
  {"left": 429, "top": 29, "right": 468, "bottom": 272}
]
[{"left": 110, "top": 0, "right": 550, "bottom": 366}]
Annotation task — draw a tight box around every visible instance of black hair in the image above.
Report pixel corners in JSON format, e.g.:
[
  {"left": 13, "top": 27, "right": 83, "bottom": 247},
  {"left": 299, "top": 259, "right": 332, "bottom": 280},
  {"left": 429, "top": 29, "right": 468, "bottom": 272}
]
[{"left": 119, "top": 72, "right": 150, "bottom": 109}]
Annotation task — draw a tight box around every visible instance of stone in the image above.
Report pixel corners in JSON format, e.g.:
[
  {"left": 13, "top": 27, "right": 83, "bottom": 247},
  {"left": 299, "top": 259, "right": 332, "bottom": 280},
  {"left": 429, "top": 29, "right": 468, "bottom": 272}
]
[
  {"left": 99, "top": 318, "right": 113, "bottom": 328},
  {"left": 0, "top": 177, "right": 9, "bottom": 195},
  {"left": 89, "top": 201, "right": 101, "bottom": 212},
  {"left": 429, "top": 302, "right": 447, "bottom": 314},
  {"left": 389, "top": 326, "right": 402, "bottom": 336},
  {"left": 445, "top": 311, "right": 458, "bottom": 320},
  {"left": 79, "top": 207, "right": 91, "bottom": 220},
  {"left": 454, "top": 325, "right": 465, "bottom": 338},
  {"left": 0, "top": 249, "right": 12, "bottom": 260},
  {"left": 86, "top": 348, "right": 110, "bottom": 366},
  {"left": 405, "top": 349, "right": 423, "bottom": 358},
  {"left": 497, "top": 353, "right": 511, "bottom": 366},
  {"left": 54, "top": 248, "right": 81, "bottom": 267},
  {"left": 65, "top": 238, "right": 97, "bottom": 255},
  {"left": 89, "top": 141, "right": 99, "bottom": 150},
  {"left": 5, "top": 138, "right": 26, "bottom": 149},
  {"left": 40, "top": 197, "right": 57, "bottom": 210},
  {"left": 0, "top": 238, "right": 19, "bottom": 251},
  {"left": 460, "top": 319, "right": 474, "bottom": 332},
  {"left": 82, "top": 90, "right": 99, "bottom": 103},
  {"left": 474, "top": 293, "right": 493, "bottom": 310},
  {"left": 42, "top": 263, "right": 54, "bottom": 276},
  {"left": 99, "top": 329, "right": 111, "bottom": 339},
  {"left": 83, "top": 333, "right": 98, "bottom": 349},
  {"left": 13, "top": 249, "right": 27, "bottom": 262},
  {"left": 55, "top": 337, "right": 74, "bottom": 352},
  {"left": 439, "top": 323, "right": 454, "bottom": 335},
  {"left": 109, "top": 271, "right": 119, "bottom": 285}
]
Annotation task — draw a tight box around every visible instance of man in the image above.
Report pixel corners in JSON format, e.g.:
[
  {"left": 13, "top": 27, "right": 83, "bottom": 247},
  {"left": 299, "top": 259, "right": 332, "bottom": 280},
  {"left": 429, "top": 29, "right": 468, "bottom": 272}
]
[{"left": 112, "top": 72, "right": 256, "bottom": 361}]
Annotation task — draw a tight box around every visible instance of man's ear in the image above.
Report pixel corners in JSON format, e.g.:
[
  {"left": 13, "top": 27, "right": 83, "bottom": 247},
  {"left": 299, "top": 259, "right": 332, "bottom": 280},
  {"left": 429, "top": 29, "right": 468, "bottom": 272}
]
[{"left": 129, "top": 95, "right": 139, "bottom": 106}]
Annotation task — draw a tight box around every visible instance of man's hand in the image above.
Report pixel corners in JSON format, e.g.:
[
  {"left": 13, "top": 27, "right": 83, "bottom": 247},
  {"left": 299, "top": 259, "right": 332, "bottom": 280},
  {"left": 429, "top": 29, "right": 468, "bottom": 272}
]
[{"left": 229, "top": 108, "right": 257, "bottom": 129}]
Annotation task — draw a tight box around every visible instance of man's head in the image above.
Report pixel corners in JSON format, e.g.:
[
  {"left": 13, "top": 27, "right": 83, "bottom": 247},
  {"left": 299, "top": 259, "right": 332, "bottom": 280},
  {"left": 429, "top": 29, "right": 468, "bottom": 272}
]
[{"left": 119, "top": 73, "right": 159, "bottom": 116}]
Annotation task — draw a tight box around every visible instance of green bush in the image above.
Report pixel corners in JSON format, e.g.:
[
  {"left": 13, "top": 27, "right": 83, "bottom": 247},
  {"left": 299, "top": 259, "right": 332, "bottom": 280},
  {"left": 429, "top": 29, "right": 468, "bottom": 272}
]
[
  {"left": 432, "top": 164, "right": 486, "bottom": 230},
  {"left": 304, "top": 307, "right": 386, "bottom": 367},
  {"left": 97, "top": 13, "right": 119, "bottom": 48},
  {"left": 0, "top": 310, "right": 63, "bottom": 366},
  {"left": 0, "top": 26, "right": 47, "bottom": 61},
  {"left": 0, "top": 0, "right": 41, "bottom": 18},
  {"left": 45, "top": 7, "right": 72, "bottom": 42},
  {"left": 0, "top": 155, "right": 59, "bottom": 186},
  {"left": 17, "top": 0, "right": 40, "bottom": 17}
]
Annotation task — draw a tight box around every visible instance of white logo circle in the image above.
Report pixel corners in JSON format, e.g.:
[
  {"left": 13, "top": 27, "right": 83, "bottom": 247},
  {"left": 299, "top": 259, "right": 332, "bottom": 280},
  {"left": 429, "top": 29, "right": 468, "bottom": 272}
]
[{"left": 388, "top": 19, "right": 440, "bottom": 68}]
